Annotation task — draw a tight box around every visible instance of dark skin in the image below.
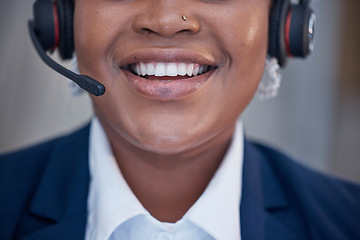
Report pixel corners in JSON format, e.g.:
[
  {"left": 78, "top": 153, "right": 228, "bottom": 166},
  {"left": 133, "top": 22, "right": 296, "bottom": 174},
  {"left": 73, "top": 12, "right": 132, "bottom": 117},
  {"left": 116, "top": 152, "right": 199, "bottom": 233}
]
[{"left": 74, "top": 0, "right": 271, "bottom": 222}]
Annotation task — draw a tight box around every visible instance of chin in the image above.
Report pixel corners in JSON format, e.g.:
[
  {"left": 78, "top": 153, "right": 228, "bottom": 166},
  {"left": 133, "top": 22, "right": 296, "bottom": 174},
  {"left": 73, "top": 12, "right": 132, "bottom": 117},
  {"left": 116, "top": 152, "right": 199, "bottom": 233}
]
[{"left": 134, "top": 134, "right": 197, "bottom": 156}]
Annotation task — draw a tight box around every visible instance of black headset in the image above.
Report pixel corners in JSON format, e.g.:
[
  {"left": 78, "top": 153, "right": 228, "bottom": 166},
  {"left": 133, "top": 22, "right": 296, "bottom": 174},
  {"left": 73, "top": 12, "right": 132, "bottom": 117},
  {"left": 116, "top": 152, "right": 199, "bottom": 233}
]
[
  {"left": 28, "top": 0, "right": 315, "bottom": 96},
  {"left": 269, "top": 0, "right": 315, "bottom": 66}
]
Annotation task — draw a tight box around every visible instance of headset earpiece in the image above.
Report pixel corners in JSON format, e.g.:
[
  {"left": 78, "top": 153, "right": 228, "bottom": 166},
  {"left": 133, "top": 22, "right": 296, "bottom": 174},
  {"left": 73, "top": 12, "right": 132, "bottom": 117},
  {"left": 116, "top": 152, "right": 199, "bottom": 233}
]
[
  {"left": 268, "top": 0, "right": 315, "bottom": 67},
  {"left": 268, "top": 0, "right": 291, "bottom": 67},
  {"left": 33, "top": 0, "right": 59, "bottom": 51},
  {"left": 289, "top": 5, "right": 315, "bottom": 58},
  {"left": 56, "top": 0, "right": 75, "bottom": 59},
  {"left": 33, "top": 0, "right": 74, "bottom": 60}
]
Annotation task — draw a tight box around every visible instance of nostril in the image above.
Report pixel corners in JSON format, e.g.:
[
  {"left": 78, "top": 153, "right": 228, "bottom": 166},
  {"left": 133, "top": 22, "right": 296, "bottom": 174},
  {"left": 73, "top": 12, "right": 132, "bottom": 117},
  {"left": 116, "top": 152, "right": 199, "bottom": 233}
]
[
  {"left": 141, "top": 28, "right": 156, "bottom": 34},
  {"left": 177, "top": 29, "right": 191, "bottom": 34}
]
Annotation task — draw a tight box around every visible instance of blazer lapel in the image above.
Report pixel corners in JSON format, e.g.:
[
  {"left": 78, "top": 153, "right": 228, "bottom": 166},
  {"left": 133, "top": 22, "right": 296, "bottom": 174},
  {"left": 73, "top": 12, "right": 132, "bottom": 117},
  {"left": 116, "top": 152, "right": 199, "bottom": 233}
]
[
  {"left": 241, "top": 140, "right": 297, "bottom": 240},
  {"left": 21, "top": 213, "right": 87, "bottom": 240},
  {"left": 22, "top": 125, "right": 91, "bottom": 240}
]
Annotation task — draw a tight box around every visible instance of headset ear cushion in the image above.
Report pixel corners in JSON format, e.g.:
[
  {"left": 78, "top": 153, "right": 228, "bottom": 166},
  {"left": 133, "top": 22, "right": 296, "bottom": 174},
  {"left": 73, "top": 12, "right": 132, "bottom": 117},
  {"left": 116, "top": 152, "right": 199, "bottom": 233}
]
[
  {"left": 268, "top": 0, "right": 290, "bottom": 67},
  {"left": 33, "top": 0, "right": 57, "bottom": 51},
  {"left": 56, "top": 0, "right": 74, "bottom": 60},
  {"left": 289, "top": 5, "right": 313, "bottom": 58}
]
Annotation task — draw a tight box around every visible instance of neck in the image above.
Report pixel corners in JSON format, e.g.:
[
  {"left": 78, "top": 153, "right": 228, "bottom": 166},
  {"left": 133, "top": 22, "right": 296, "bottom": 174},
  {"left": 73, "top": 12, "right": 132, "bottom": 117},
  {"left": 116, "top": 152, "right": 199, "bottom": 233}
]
[{"left": 101, "top": 121, "right": 235, "bottom": 223}]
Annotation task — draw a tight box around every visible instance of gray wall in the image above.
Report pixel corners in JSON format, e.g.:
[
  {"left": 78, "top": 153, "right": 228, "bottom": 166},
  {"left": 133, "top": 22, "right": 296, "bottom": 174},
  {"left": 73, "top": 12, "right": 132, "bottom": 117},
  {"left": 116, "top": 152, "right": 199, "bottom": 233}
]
[
  {"left": 1, "top": 0, "right": 359, "bottom": 182},
  {"left": 244, "top": 0, "right": 344, "bottom": 172},
  {"left": 0, "top": 0, "right": 92, "bottom": 153}
]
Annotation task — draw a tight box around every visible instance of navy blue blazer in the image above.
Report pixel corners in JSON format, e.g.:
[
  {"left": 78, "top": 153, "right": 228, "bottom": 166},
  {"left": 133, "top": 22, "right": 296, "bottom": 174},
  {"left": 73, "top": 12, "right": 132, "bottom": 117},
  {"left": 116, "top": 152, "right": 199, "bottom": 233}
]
[{"left": 1, "top": 124, "right": 360, "bottom": 240}]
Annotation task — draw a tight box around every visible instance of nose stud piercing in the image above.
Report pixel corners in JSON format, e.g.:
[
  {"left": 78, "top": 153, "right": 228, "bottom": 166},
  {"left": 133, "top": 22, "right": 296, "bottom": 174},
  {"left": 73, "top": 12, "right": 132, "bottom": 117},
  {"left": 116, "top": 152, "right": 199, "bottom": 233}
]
[{"left": 182, "top": 16, "right": 187, "bottom": 21}]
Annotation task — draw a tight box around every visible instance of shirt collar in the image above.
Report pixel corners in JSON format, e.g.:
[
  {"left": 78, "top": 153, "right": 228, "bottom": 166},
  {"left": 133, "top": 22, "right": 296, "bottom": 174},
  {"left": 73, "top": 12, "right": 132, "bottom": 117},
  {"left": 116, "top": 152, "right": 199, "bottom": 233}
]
[
  {"left": 86, "top": 117, "right": 244, "bottom": 240},
  {"left": 183, "top": 119, "right": 243, "bottom": 240},
  {"left": 86, "top": 117, "right": 149, "bottom": 240}
]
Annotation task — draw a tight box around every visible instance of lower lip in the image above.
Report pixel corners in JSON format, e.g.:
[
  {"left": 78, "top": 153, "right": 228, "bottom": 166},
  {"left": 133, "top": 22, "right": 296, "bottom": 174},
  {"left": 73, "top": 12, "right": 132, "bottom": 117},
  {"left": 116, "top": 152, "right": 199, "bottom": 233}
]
[{"left": 123, "top": 69, "right": 215, "bottom": 100}]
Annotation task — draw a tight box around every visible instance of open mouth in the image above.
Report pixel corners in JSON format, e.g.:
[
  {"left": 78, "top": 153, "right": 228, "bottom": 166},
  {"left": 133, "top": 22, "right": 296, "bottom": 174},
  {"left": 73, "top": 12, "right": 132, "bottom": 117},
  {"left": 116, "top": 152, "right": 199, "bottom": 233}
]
[
  {"left": 127, "top": 62, "right": 212, "bottom": 81},
  {"left": 121, "top": 56, "right": 217, "bottom": 99}
]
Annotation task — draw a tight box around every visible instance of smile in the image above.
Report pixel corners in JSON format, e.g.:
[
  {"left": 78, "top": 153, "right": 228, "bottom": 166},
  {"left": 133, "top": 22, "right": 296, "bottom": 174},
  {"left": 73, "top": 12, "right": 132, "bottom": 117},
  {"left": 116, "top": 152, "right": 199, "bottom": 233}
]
[
  {"left": 129, "top": 62, "right": 211, "bottom": 81},
  {"left": 122, "top": 62, "right": 215, "bottom": 100},
  {"left": 119, "top": 49, "right": 217, "bottom": 100}
]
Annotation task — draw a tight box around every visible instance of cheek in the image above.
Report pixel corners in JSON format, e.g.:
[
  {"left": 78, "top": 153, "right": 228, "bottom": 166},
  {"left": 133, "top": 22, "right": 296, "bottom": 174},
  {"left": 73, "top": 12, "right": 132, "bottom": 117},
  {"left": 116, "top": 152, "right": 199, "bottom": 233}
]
[
  {"left": 213, "top": 6, "right": 269, "bottom": 103},
  {"left": 73, "top": 2, "right": 124, "bottom": 79},
  {"left": 223, "top": 7, "right": 269, "bottom": 66},
  {"left": 74, "top": 4, "right": 102, "bottom": 58},
  {"left": 208, "top": 8, "right": 269, "bottom": 125}
]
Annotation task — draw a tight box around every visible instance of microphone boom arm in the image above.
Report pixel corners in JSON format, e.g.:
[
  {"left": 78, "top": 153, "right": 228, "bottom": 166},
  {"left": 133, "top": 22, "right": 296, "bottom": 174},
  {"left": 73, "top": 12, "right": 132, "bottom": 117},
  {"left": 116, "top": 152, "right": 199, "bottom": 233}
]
[{"left": 28, "top": 20, "right": 105, "bottom": 96}]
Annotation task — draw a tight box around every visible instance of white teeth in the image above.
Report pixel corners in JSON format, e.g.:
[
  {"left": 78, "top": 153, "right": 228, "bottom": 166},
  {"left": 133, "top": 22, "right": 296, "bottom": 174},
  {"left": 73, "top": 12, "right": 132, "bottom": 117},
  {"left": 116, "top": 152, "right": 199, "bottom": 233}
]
[
  {"left": 166, "top": 63, "right": 178, "bottom": 76},
  {"left": 186, "top": 64, "right": 194, "bottom": 76},
  {"left": 193, "top": 65, "right": 199, "bottom": 76},
  {"left": 140, "top": 62, "right": 147, "bottom": 76},
  {"left": 178, "top": 63, "right": 187, "bottom": 76},
  {"left": 146, "top": 63, "right": 155, "bottom": 75},
  {"left": 131, "top": 62, "right": 209, "bottom": 77},
  {"left": 155, "top": 63, "right": 166, "bottom": 76},
  {"left": 136, "top": 65, "right": 141, "bottom": 75}
]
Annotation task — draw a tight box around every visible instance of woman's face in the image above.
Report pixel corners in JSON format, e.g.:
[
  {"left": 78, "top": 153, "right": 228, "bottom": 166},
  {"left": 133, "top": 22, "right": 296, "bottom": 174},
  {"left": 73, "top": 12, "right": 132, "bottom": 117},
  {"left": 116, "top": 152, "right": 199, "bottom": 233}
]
[{"left": 74, "top": 0, "right": 270, "bottom": 155}]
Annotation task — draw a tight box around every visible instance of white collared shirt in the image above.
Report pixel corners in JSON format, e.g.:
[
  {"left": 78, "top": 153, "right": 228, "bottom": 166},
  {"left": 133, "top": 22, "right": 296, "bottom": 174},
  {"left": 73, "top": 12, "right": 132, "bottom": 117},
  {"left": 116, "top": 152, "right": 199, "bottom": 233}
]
[{"left": 85, "top": 117, "right": 244, "bottom": 240}]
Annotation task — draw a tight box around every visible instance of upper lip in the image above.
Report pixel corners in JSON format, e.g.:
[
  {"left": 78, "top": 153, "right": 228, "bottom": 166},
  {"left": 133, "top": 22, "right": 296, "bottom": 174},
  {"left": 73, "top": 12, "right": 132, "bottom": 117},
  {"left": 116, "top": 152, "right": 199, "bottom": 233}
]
[{"left": 119, "top": 48, "right": 217, "bottom": 68}]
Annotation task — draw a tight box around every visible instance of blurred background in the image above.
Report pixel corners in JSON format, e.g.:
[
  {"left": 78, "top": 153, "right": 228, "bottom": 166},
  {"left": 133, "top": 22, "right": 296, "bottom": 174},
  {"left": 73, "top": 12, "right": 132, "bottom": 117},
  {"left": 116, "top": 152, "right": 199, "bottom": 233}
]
[{"left": 0, "top": 0, "right": 359, "bottom": 182}]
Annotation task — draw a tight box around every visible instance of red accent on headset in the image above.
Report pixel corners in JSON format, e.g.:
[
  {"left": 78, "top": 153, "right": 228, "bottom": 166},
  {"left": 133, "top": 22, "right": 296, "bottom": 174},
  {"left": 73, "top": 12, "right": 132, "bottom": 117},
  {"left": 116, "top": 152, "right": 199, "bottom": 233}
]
[
  {"left": 52, "top": 1, "right": 60, "bottom": 50},
  {"left": 285, "top": 10, "right": 292, "bottom": 57}
]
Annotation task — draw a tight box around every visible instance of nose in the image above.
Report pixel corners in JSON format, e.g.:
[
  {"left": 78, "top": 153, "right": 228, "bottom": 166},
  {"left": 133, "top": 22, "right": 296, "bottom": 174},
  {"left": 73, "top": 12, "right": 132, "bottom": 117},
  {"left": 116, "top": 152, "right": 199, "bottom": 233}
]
[{"left": 132, "top": 1, "right": 200, "bottom": 38}]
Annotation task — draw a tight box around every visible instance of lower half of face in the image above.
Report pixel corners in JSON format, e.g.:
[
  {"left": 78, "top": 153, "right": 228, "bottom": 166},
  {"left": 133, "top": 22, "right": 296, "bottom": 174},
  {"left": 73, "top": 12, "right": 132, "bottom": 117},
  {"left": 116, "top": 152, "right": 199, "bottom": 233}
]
[{"left": 74, "top": 0, "right": 270, "bottom": 155}]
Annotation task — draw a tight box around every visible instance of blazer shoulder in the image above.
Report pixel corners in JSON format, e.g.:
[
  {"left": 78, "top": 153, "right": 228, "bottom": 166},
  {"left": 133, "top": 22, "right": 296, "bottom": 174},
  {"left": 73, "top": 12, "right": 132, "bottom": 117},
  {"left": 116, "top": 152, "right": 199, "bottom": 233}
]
[
  {"left": 0, "top": 123, "right": 91, "bottom": 185},
  {"left": 249, "top": 142, "right": 360, "bottom": 239},
  {"left": 251, "top": 142, "right": 360, "bottom": 193},
  {"left": 0, "top": 124, "right": 90, "bottom": 240},
  {"left": 0, "top": 123, "right": 91, "bottom": 163}
]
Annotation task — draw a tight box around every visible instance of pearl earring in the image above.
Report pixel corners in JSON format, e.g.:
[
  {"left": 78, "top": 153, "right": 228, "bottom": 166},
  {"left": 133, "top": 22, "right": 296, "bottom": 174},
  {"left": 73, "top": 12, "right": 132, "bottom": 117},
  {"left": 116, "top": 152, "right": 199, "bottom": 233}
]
[{"left": 256, "top": 56, "right": 282, "bottom": 100}]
